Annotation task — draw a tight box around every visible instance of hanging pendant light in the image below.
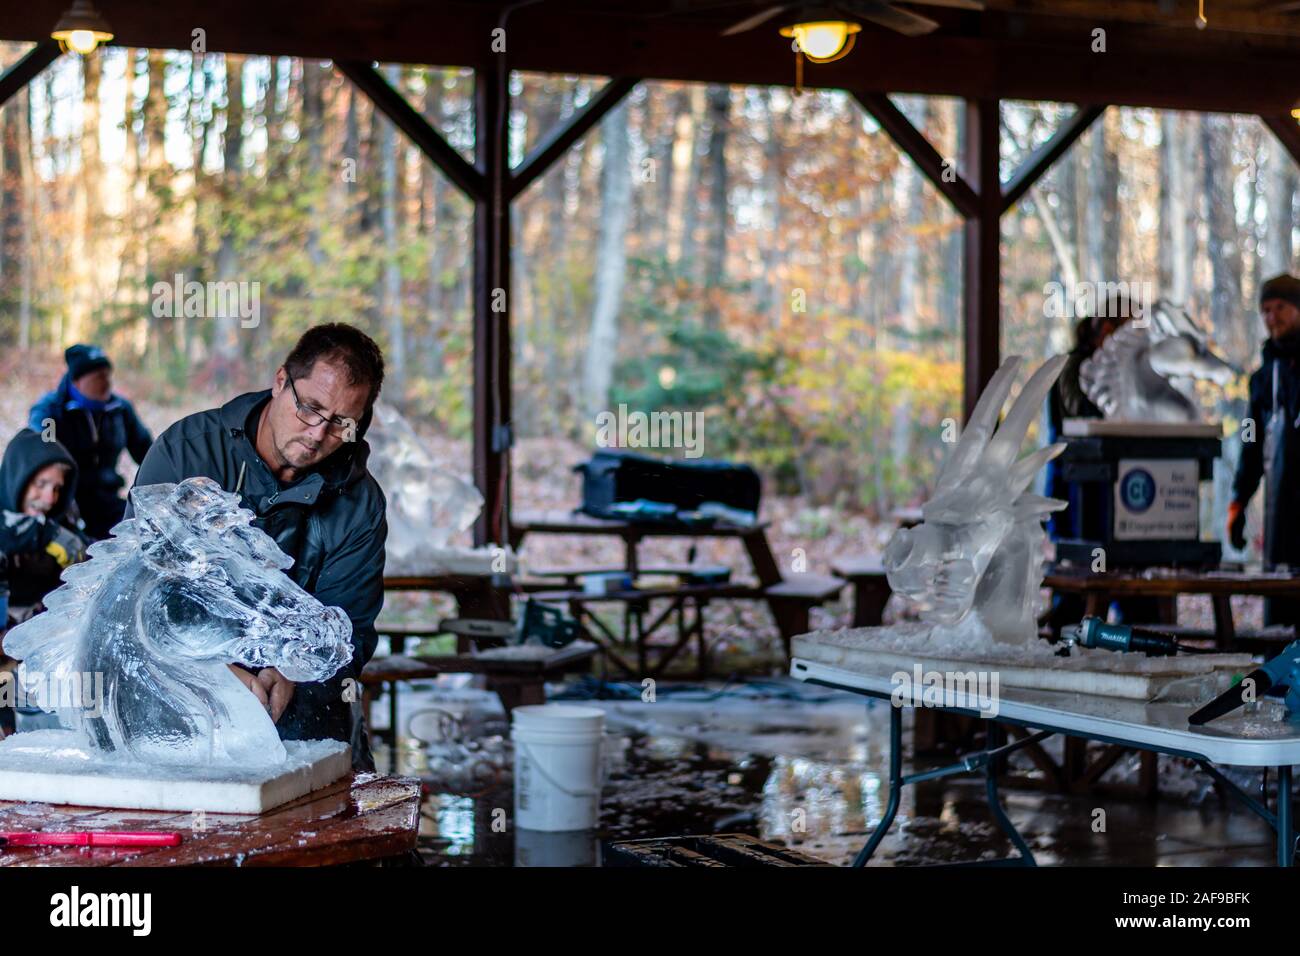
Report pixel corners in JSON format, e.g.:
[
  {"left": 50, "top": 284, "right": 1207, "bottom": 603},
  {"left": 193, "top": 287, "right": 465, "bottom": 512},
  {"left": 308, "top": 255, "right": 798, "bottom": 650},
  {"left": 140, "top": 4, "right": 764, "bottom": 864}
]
[
  {"left": 779, "top": 19, "right": 861, "bottom": 63},
  {"left": 51, "top": 0, "right": 114, "bottom": 55}
]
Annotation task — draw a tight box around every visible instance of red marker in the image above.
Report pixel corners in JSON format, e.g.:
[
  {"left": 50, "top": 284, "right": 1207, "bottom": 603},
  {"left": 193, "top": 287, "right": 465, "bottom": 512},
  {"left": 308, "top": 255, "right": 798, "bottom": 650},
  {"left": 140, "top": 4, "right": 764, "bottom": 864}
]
[{"left": 0, "top": 831, "right": 182, "bottom": 848}]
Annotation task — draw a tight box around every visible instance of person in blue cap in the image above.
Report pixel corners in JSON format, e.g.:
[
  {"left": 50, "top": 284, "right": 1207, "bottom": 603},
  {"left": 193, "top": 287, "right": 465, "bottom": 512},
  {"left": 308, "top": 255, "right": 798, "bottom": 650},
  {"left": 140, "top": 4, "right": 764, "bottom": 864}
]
[{"left": 27, "top": 345, "right": 153, "bottom": 540}]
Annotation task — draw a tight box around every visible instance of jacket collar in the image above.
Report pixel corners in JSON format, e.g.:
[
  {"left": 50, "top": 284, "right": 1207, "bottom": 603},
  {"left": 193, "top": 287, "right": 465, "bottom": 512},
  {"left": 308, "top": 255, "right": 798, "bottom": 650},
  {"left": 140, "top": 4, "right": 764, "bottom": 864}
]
[
  {"left": 1265, "top": 332, "right": 1300, "bottom": 362},
  {"left": 57, "top": 372, "right": 123, "bottom": 413}
]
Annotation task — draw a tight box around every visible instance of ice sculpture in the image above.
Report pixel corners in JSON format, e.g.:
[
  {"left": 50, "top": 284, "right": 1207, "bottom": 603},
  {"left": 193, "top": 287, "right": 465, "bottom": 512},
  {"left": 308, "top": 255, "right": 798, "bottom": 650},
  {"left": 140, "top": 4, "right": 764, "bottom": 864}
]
[
  {"left": 1079, "top": 300, "right": 1235, "bottom": 423},
  {"left": 367, "top": 403, "right": 515, "bottom": 575},
  {"left": 883, "top": 354, "right": 1068, "bottom": 647},
  {"left": 1, "top": 477, "right": 353, "bottom": 768}
]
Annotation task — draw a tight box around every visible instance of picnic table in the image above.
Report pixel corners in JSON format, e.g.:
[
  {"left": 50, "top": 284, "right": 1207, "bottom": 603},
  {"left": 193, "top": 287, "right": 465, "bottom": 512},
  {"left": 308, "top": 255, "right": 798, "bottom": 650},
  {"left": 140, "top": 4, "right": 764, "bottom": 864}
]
[
  {"left": 791, "top": 656, "right": 1300, "bottom": 867},
  {"left": 1045, "top": 565, "right": 1300, "bottom": 650},
  {"left": 359, "top": 641, "right": 598, "bottom": 752},
  {"left": 382, "top": 574, "right": 511, "bottom": 644},
  {"left": 509, "top": 509, "right": 845, "bottom": 658},
  {"left": 0, "top": 772, "right": 421, "bottom": 867}
]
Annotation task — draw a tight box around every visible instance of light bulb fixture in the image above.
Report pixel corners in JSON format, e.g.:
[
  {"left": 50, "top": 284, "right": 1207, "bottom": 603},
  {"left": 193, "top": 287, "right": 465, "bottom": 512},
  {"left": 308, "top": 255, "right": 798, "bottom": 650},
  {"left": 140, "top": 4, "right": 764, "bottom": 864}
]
[
  {"left": 51, "top": 0, "right": 114, "bottom": 55},
  {"left": 780, "top": 20, "right": 860, "bottom": 63}
]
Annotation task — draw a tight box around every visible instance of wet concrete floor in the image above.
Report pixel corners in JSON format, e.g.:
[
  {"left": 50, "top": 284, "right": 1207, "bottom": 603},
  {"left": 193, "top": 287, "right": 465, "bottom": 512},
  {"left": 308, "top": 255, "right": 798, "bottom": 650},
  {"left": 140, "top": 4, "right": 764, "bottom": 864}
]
[{"left": 370, "top": 677, "right": 1285, "bottom": 866}]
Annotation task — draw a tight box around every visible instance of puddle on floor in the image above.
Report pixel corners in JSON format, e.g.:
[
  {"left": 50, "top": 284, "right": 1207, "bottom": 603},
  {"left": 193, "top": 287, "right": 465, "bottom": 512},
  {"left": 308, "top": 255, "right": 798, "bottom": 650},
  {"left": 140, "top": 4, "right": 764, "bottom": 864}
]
[{"left": 369, "top": 676, "right": 1284, "bottom": 867}]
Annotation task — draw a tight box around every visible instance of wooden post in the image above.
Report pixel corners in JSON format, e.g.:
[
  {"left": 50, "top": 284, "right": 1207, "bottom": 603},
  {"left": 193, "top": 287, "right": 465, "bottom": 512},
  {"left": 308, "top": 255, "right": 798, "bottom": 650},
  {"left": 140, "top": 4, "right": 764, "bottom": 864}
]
[
  {"left": 474, "top": 66, "right": 511, "bottom": 546},
  {"left": 962, "top": 98, "right": 1001, "bottom": 420}
]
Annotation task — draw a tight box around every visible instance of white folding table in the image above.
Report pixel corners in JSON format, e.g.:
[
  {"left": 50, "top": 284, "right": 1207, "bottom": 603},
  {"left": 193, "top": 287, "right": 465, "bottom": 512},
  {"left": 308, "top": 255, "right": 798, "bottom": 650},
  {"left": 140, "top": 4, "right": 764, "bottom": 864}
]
[{"left": 790, "top": 657, "right": 1300, "bottom": 866}]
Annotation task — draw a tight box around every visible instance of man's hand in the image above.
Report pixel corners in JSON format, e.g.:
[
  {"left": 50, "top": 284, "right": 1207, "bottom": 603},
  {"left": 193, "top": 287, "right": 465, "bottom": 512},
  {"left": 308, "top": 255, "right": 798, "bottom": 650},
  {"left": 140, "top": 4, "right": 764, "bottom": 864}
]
[
  {"left": 1226, "top": 500, "right": 1247, "bottom": 551},
  {"left": 226, "top": 665, "right": 295, "bottom": 722},
  {"left": 257, "top": 667, "right": 295, "bottom": 723},
  {"left": 228, "top": 663, "right": 270, "bottom": 713}
]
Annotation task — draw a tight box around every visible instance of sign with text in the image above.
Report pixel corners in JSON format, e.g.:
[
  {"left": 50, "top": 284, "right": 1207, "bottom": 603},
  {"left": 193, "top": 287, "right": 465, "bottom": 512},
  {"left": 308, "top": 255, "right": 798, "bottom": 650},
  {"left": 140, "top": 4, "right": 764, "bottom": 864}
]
[{"left": 1113, "top": 458, "right": 1199, "bottom": 540}]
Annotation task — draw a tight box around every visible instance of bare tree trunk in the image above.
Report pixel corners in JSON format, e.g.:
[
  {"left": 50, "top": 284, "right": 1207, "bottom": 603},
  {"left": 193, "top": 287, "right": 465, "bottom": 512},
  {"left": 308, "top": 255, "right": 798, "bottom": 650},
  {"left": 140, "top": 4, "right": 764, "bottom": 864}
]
[
  {"left": 421, "top": 68, "right": 445, "bottom": 373},
  {"left": 760, "top": 88, "right": 786, "bottom": 328},
  {"left": 141, "top": 51, "right": 168, "bottom": 365},
  {"left": 380, "top": 63, "right": 405, "bottom": 400},
  {"left": 895, "top": 97, "right": 927, "bottom": 336},
  {"left": 666, "top": 88, "right": 693, "bottom": 267},
  {"left": 0, "top": 59, "right": 23, "bottom": 333},
  {"left": 581, "top": 102, "right": 631, "bottom": 420},
  {"left": 1203, "top": 114, "right": 1243, "bottom": 354},
  {"left": 701, "top": 85, "right": 730, "bottom": 326},
  {"left": 1262, "top": 135, "right": 1296, "bottom": 279},
  {"left": 18, "top": 78, "right": 35, "bottom": 350},
  {"left": 1159, "top": 112, "right": 1194, "bottom": 304},
  {"left": 677, "top": 86, "right": 706, "bottom": 276},
  {"left": 213, "top": 54, "right": 245, "bottom": 383},
  {"left": 1080, "top": 114, "right": 1120, "bottom": 285}
]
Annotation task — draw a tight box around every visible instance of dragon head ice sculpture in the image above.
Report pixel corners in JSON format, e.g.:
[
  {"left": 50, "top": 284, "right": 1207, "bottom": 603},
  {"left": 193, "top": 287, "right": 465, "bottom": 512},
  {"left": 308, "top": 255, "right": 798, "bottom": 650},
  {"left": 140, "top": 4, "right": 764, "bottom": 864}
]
[{"left": 883, "top": 354, "right": 1068, "bottom": 647}]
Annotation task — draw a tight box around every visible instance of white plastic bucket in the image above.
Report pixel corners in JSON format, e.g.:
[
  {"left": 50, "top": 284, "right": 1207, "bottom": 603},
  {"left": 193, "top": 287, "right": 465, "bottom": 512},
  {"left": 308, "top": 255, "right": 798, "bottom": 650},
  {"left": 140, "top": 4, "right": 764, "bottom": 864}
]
[{"left": 512, "top": 704, "right": 605, "bottom": 832}]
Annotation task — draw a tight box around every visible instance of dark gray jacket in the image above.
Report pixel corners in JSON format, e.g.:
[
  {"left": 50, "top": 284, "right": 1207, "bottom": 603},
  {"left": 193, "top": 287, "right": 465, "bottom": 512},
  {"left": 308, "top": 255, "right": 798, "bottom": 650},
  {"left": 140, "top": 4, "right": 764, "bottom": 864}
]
[
  {"left": 1233, "top": 332, "right": 1300, "bottom": 568},
  {"left": 128, "top": 389, "right": 387, "bottom": 749}
]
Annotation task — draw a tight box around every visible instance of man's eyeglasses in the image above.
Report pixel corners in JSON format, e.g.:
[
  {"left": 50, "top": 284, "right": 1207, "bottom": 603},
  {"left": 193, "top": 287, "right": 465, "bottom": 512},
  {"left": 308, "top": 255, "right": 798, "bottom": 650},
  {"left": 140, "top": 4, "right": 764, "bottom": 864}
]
[{"left": 285, "top": 370, "right": 353, "bottom": 437}]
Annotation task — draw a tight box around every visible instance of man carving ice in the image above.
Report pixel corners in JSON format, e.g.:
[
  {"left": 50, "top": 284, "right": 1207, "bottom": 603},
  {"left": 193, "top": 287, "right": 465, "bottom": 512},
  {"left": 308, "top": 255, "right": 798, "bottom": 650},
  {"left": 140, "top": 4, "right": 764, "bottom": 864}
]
[{"left": 129, "top": 324, "right": 388, "bottom": 768}]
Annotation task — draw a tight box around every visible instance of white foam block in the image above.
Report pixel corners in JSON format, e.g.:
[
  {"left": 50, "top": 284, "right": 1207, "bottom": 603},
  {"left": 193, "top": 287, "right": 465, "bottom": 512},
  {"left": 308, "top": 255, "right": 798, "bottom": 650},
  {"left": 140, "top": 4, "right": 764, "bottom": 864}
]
[
  {"left": 792, "top": 626, "right": 1254, "bottom": 701},
  {"left": 0, "top": 731, "right": 351, "bottom": 814}
]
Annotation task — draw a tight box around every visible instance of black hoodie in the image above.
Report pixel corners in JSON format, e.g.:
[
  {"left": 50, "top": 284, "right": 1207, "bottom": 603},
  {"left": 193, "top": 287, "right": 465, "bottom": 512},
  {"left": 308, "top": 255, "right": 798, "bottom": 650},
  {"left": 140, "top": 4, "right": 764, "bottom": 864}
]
[
  {"left": 0, "top": 428, "right": 87, "bottom": 607},
  {"left": 128, "top": 389, "right": 387, "bottom": 751}
]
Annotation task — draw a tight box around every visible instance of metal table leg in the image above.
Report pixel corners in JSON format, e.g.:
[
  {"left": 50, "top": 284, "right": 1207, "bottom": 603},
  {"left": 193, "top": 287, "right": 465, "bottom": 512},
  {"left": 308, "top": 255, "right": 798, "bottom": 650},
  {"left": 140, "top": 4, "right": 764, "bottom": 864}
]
[
  {"left": 854, "top": 703, "right": 903, "bottom": 867},
  {"left": 852, "top": 708, "right": 1043, "bottom": 867},
  {"left": 1279, "top": 764, "right": 1294, "bottom": 867},
  {"left": 985, "top": 722, "right": 1037, "bottom": 866}
]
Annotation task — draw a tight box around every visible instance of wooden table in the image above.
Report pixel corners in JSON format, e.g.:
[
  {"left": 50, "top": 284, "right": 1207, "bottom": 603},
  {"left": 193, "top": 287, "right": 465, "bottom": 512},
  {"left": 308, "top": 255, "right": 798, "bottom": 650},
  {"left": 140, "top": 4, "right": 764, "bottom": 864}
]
[
  {"left": 1045, "top": 565, "right": 1300, "bottom": 650},
  {"left": 360, "top": 642, "right": 598, "bottom": 745},
  {"left": 382, "top": 573, "right": 511, "bottom": 631},
  {"left": 0, "top": 773, "right": 421, "bottom": 867},
  {"left": 510, "top": 509, "right": 844, "bottom": 653}
]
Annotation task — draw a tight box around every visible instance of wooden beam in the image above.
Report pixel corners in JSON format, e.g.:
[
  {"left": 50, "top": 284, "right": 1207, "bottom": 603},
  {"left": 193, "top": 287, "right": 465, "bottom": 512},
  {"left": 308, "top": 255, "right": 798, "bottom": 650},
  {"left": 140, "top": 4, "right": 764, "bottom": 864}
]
[
  {"left": 473, "top": 65, "right": 511, "bottom": 547},
  {"left": 984, "top": 0, "right": 1300, "bottom": 38},
  {"left": 5, "top": 4, "right": 1300, "bottom": 113},
  {"left": 336, "top": 59, "right": 485, "bottom": 200},
  {"left": 0, "top": 39, "right": 58, "bottom": 109},
  {"left": 853, "top": 91, "right": 979, "bottom": 218},
  {"left": 963, "top": 97, "right": 1002, "bottom": 420},
  {"left": 1001, "top": 104, "right": 1106, "bottom": 214},
  {"left": 1261, "top": 113, "right": 1300, "bottom": 171},
  {"left": 508, "top": 76, "right": 639, "bottom": 201}
]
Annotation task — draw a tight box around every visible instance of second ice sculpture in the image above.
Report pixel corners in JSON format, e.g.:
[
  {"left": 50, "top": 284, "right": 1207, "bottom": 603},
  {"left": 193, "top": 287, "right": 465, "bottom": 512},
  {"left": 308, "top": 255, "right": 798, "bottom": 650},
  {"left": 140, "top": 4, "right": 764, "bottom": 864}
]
[
  {"left": 1079, "top": 300, "right": 1235, "bottom": 423},
  {"left": 366, "top": 403, "right": 515, "bottom": 576},
  {"left": 1, "top": 477, "right": 353, "bottom": 768},
  {"left": 883, "top": 354, "right": 1068, "bottom": 647}
]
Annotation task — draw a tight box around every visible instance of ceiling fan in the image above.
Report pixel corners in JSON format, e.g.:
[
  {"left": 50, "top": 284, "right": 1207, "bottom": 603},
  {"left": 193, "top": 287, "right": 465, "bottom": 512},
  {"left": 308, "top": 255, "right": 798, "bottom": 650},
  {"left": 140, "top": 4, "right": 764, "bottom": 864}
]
[{"left": 721, "top": 0, "right": 984, "bottom": 40}]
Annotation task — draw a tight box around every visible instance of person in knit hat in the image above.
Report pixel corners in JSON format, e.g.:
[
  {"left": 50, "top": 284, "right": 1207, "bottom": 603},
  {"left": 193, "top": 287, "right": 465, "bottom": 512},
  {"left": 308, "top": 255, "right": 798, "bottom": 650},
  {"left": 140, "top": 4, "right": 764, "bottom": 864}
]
[
  {"left": 26, "top": 345, "right": 153, "bottom": 540},
  {"left": 1230, "top": 274, "right": 1300, "bottom": 626}
]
